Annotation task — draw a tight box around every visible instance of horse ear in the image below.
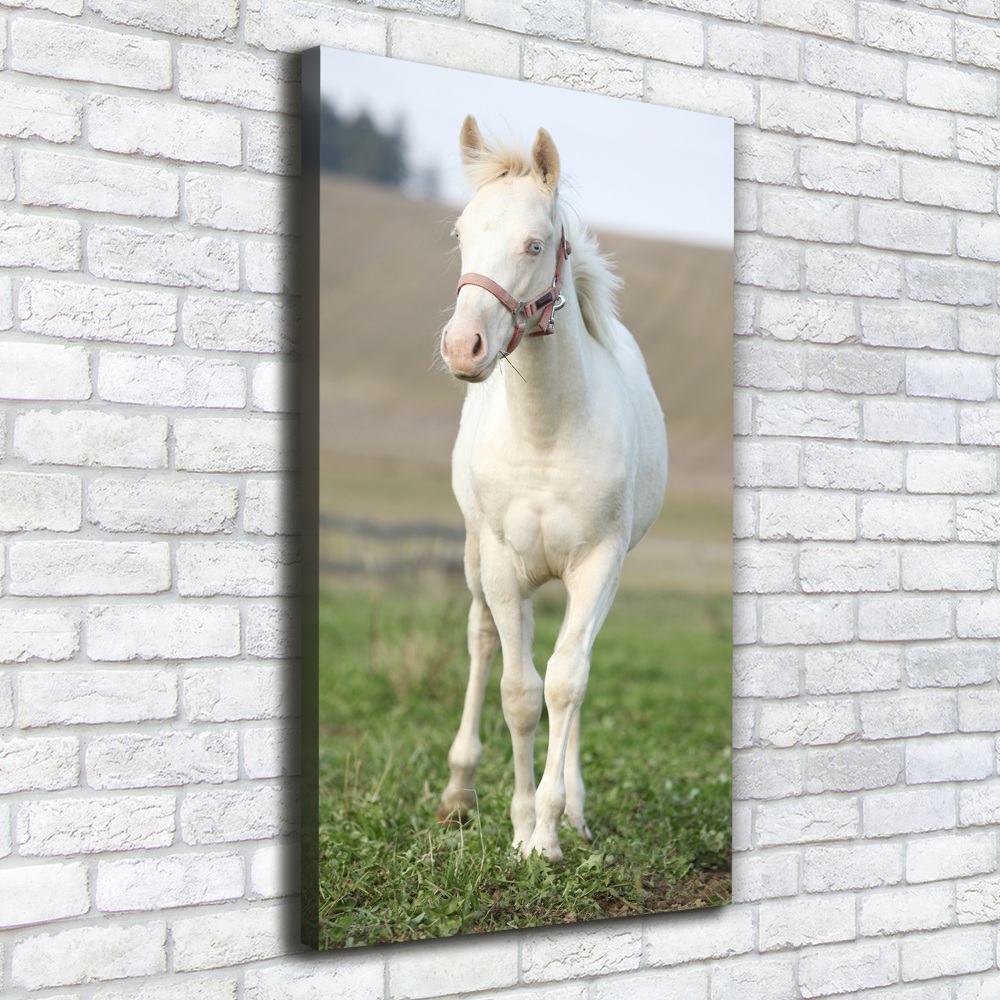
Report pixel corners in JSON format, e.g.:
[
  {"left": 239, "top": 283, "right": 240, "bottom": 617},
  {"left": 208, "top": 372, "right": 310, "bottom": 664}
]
[
  {"left": 531, "top": 128, "right": 560, "bottom": 191},
  {"left": 460, "top": 115, "right": 484, "bottom": 166}
]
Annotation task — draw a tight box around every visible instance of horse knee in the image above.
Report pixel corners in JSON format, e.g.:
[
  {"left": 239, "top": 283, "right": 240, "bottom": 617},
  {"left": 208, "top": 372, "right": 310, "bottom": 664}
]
[
  {"left": 501, "top": 671, "right": 542, "bottom": 734},
  {"left": 544, "top": 650, "right": 587, "bottom": 713}
]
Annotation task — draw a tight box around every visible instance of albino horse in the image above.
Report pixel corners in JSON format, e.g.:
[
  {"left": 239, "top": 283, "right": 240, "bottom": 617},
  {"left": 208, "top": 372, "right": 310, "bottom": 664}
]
[{"left": 438, "top": 116, "right": 668, "bottom": 862}]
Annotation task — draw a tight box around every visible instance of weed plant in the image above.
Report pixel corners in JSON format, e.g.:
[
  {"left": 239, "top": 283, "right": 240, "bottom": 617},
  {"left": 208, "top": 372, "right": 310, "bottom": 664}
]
[{"left": 316, "top": 581, "right": 732, "bottom": 948}]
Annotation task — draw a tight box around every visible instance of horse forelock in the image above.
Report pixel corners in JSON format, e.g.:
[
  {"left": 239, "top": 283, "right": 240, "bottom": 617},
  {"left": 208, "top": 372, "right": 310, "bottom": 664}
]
[{"left": 463, "top": 141, "right": 531, "bottom": 189}]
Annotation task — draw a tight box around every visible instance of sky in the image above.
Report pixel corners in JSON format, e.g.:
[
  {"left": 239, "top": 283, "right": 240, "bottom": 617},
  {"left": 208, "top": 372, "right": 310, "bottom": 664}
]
[{"left": 319, "top": 47, "right": 733, "bottom": 248}]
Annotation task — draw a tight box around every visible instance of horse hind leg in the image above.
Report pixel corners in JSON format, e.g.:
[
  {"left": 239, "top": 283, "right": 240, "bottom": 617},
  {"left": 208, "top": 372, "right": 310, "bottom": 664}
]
[{"left": 562, "top": 712, "right": 593, "bottom": 841}]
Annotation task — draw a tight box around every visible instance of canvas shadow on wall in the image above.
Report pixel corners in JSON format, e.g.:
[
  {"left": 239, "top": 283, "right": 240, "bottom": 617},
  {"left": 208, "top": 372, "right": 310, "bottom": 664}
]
[{"left": 300, "top": 45, "right": 734, "bottom": 951}]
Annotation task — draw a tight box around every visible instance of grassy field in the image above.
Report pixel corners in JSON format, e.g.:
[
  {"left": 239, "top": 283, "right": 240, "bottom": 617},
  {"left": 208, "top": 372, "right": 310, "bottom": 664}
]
[{"left": 316, "top": 579, "right": 732, "bottom": 949}]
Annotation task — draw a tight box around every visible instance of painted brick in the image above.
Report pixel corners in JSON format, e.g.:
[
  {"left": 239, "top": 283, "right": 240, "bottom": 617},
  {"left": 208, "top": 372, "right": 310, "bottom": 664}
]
[
  {"left": 645, "top": 905, "right": 754, "bottom": 966},
  {"left": 805, "top": 246, "right": 902, "bottom": 298},
  {"left": 97, "top": 978, "right": 240, "bottom": 1000},
  {"left": 859, "top": 2, "right": 952, "bottom": 58},
  {"left": 799, "top": 543, "right": 899, "bottom": 593},
  {"left": 860, "top": 691, "right": 954, "bottom": 741},
  {"left": 87, "top": 0, "right": 239, "bottom": 39},
  {"left": 908, "top": 63, "right": 997, "bottom": 117},
  {"left": 88, "top": 475, "right": 238, "bottom": 533},
  {"left": 87, "top": 604, "right": 241, "bottom": 661},
  {"left": 734, "top": 133, "right": 798, "bottom": 185},
  {"left": 11, "top": 921, "right": 166, "bottom": 990},
  {"left": 0, "top": 607, "right": 80, "bottom": 663},
  {"left": 907, "top": 449, "right": 997, "bottom": 494},
  {"left": 18, "top": 794, "right": 174, "bottom": 855},
  {"left": 733, "top": 440, "right": 799, "bottom": 488},
  {"left": 959, "top": 690, "right": 1000, "bottom": 735},
  {"left": 857, "top": 595, "right": 952, "bottom": 642},
  {"left": 957, "top": 497, "right": 1000, "bottom": 542},
  {"left": 859, "top": 883, "right": 953, "bottom": 938},
  {"left": 809, "top": 345, "right": 905, "bottom": 395},
  {"left": 958, "top": 119, "right": 1000, "bottom": 166},
  {"left": 245, "top": 0, "right": 386, "bottom": 56},
  {"left": 804, "top": 37, "right": 904, "bottom": 99},
  {"left": 0, "top": 340, "right": 90, "bottom": 400},
  {"left": 906, "top": 643, "right": 995, "bottom": 688},
  {"left": 758, "top": 293, "right": 857, "bottom": 344},
  {"left": 860, "top": 103, "right": 953, "bottom": 157},
  {"left": 88, "top": 93, "right": 242, "bottom": 166},
  {"left": 87, "top": 732, "right": 238, "bottom": 789},
  {"left": 956, "top": 874, "right": 1000, "bottom": 926},
  {"left": 0, "top": 861, "right": 89, "bottom": 928},
  {"left": 902, "top": 545, "right": 994, "bottom": 591},
  {"left": 958, "top": 216, "right": 1000, "bottom": 264},
  {"left": 957, "top": 596, "right": 1000, "bottom": 639},
  {"left": 734, "top": 542, "right": 798, "bottom": 593},
  {"left": 804, "top": 646, "right": 902, "bottom": 695},
  {"left": 0, "top": 78, "right": 82, "bottom": 142},
  {"left": 862, "top": 785, "right": 955, "bottom": 838},
  {"left": 246, "top": 603, "right": 298, "bottom": 658},
  {"left": 707, "top": 22, "right": 799, "bottom": 80},
  {"left": 860, "top": 300, "right": 957, "bottom": 351},
  {"left": 174, "top": 417, "right": 293, "bottom": 472},
  {"left": 862, "top": 399, "right": 956, "bottom": 444},
  {"left": 466, "top": 0, "right": 585, "bottom": 41},
  {"left": 250, "top": 361, "right": 292, "bottom": 413},
  {"left": 182, "top": 295, "right": 295, "bottom": 353},
  {"left": 390, "top": 18, "right": 519, "bottom": 76},
  {"left": 11, "top": 18, "right": 171, "bottom": 89},
  {"left": 97, "top": 853, "right": 244, "bottom": 911},
  {"left": 244, "top": 478, "right": 294, "bottom": 535},
  {"left": 178, "top": 45, "right": 295, "bottom": 113},
  {"left": 758, "top": 698, "right": 857, "bottom": 747},
  {"left": 184, "top": 664, "right": 290, "bottom": 722},
  {"left": 10, "top": 540, "right": 170, "bottom": 596},
  {"left": 799, "top": 941, "right": 899, "bottom": 997},
  {"left": 590, "top": 2, "right": 703, "bottom": 65},
  {"left": 859, "top": 202, "right": 951, "bottom": 255},
  {"left": 760, "top": 81, "right": 857, "bottom": 142},
  {"left": 0, "top": 735, "right": 79, "bottom": 793},
  {"left": 710, "top": 957, "right": 794, "bottom": 999},
  {"left": 249, "top": 842, "right": 294, "bottom": 899},
  {"left": 180, "top": 786, "right": 294, "bottom": 844},
  {"left": 247, "top": 115, "right": 300, "bottom": 176},
  {"left": 730, "top": 850, "right": 800, "bottom": 902},
  {"left": 596, "top": 970, "right": 707, "bottom": 1000},
  {"left": 900, "top": 927, "right": 995, "bottom": 982},
  {"left": 961, "top": 405, "right": 1000, "bottom": 446},
  {"left": 903, "top": 159, "right": 996, "bottom": 213},
  {"left": 760, "top": 491, "right": 855, "bottom": 541},
  {"left": 244, "top": 726, "right": 295, "bottom": 779},
  {"left": 760, "top": 597, "right": 854, "bottom": 645},
  {"left": 647, "top": 63, "right": 755, "bottom": 124},
  {"left": 0, "top": 210, "right": 81, "bottom": 270},
  {"left": 244, "top": 961, "right": 384, "bottom": 1000},
  {"left": 734, "top": 236, "right": 800, "bottom": 290},
  {"left": 20, "top": 149, "right": 178, "bottom": 218},
  {"left": 956, "top": 18, "right": 1000, "bottom": 71},
  {"left": 176, "top": 541, "right": 296, "bottom": 597},
  {"left": 906, "top": 258, "right": 995, "bottom": 306},
  {"left": 0, "top": 471, "right": 81, "bottom": 530},
  {"left": 89, "top": 225, "right": 240, "bottom": 291},
  {"left": 735, "top": 340, "right": 803, "bottom": 391},
  {"left": 670, "top": 0, "right": 754, "bottom": 17},
  {"left": 761, "top": 189, "right": 854, "bottom": 244},
  {"left": 803, "top": 442, "right": 903, "bottom": 492},
  {"left": 185, "top": 172, "right": 292, "bottom": 235},
  {"left": 758, "top": 893, "right": 856, "bottom": 951},
  {"left": 906, "top": 734, "right": 996, "bottom": 785},
  {"left": 758, "top": 393, "right": 860, "bottom": 438},
  {"left": 386, "top": 933, "right": 520, "bottom": 996},
  {"left": 98, "top": 351, "right": 246, "bottom": 408},
  {"left": 960, "top": 781, "right": 1000, "bottom": 829},
  {"left": 19, "top": 669, "right": 176, "bottom": 727},
  {"left": 14, "top": 409, "right": 168, "bottom": 468},
  {"left": 733, "top": 748, "right": 802, "bottom": 799},
  {"left": 20, "top": 278, "right": 177, "bottom": 345},
  {"left": 805, "top": 742, "right": 904, "bottom": 793},
  {"left": 800, "top": 141, "right": 899, "bottom": 199}
]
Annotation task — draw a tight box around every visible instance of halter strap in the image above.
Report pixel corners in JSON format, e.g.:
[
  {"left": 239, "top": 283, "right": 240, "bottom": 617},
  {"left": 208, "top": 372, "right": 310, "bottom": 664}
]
[{"left": 456, "top": 228, "right": 572, "bottom": 355}]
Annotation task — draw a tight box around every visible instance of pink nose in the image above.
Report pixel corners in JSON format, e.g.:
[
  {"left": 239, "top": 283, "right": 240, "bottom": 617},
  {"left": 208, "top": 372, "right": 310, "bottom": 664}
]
[{"left": 441, "top": 323, "right": 485, "bottom": 375}]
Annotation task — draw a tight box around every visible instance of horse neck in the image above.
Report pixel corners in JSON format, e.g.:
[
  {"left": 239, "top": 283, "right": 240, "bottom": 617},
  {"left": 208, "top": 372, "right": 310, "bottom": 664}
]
[{"left": 503, "top": 270, "right": 591, "bottom": 442}]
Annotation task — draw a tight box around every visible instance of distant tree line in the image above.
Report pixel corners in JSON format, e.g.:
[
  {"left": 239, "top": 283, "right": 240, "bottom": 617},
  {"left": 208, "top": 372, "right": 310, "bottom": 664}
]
[{"left": 319, "top": 100, "right": 407, "bottom": 188}]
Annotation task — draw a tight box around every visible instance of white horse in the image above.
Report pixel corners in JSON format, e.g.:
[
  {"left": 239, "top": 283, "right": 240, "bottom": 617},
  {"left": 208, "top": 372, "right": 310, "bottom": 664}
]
[{"left": 437, "top": 116, "right": 668, "bottom": 862}]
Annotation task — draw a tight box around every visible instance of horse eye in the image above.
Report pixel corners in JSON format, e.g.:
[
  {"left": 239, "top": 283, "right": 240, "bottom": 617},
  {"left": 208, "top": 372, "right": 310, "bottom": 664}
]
[{"left": 527, "top": 241, "right": 542, "bottom": 256}]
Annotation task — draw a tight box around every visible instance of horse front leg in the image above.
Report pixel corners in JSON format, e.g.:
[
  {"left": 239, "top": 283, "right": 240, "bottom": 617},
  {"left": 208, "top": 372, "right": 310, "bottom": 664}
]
[
  {"left": 526, "top": 541, "right": 624, "bottom": 862},
  {"left": 439, "top": 530, "right": 499, "bottom": 824}
]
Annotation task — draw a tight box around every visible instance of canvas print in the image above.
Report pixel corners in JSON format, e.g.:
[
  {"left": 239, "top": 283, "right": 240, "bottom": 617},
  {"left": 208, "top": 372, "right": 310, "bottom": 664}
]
[{"left": 300, "top": 47, "right": 734, "bottom": 950}]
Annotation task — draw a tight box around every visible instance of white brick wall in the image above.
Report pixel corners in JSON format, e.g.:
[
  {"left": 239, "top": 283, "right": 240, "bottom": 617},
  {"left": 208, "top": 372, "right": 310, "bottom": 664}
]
[{"left": 0, "top": 1, "right": 998, "bottom": 998}]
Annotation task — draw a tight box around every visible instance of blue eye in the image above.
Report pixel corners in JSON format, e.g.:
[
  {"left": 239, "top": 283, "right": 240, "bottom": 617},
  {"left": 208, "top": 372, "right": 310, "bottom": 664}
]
[{"left": 527, "top": 241, "right": 542, "bottom": 255}]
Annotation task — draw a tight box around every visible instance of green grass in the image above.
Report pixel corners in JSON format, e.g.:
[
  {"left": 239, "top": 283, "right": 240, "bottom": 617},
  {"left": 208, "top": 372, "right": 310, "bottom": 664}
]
[{"left": 316, "top": 581, "right": 732, "bottom": 949}]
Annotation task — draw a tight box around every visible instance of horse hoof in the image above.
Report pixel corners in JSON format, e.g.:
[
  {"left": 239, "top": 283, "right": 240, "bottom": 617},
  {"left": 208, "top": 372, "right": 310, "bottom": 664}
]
[{"left": 437, "top": 803, "right": 472, "bottom": 826}]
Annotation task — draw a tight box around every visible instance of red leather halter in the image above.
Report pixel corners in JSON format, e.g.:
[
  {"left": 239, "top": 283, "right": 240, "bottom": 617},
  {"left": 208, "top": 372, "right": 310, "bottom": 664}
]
[{"left": 456, "top": 228, "right": 572, "bottom": 355}]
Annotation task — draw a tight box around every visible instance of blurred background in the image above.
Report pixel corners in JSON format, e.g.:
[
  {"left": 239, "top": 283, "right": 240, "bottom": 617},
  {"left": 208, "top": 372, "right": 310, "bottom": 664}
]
[{"left": 317, "top": 48, "right": 734, "bottom": 597}]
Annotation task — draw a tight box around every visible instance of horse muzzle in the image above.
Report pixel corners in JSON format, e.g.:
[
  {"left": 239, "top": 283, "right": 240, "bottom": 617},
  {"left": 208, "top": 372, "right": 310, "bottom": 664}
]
[{"left": 440, "top": 322, "right": 497, "bottom": 382}]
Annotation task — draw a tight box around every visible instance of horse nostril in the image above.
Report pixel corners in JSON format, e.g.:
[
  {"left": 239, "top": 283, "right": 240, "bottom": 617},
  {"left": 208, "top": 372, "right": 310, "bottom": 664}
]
[{"left": 472, "top": 334, "right": 483, "bottom": 357}]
